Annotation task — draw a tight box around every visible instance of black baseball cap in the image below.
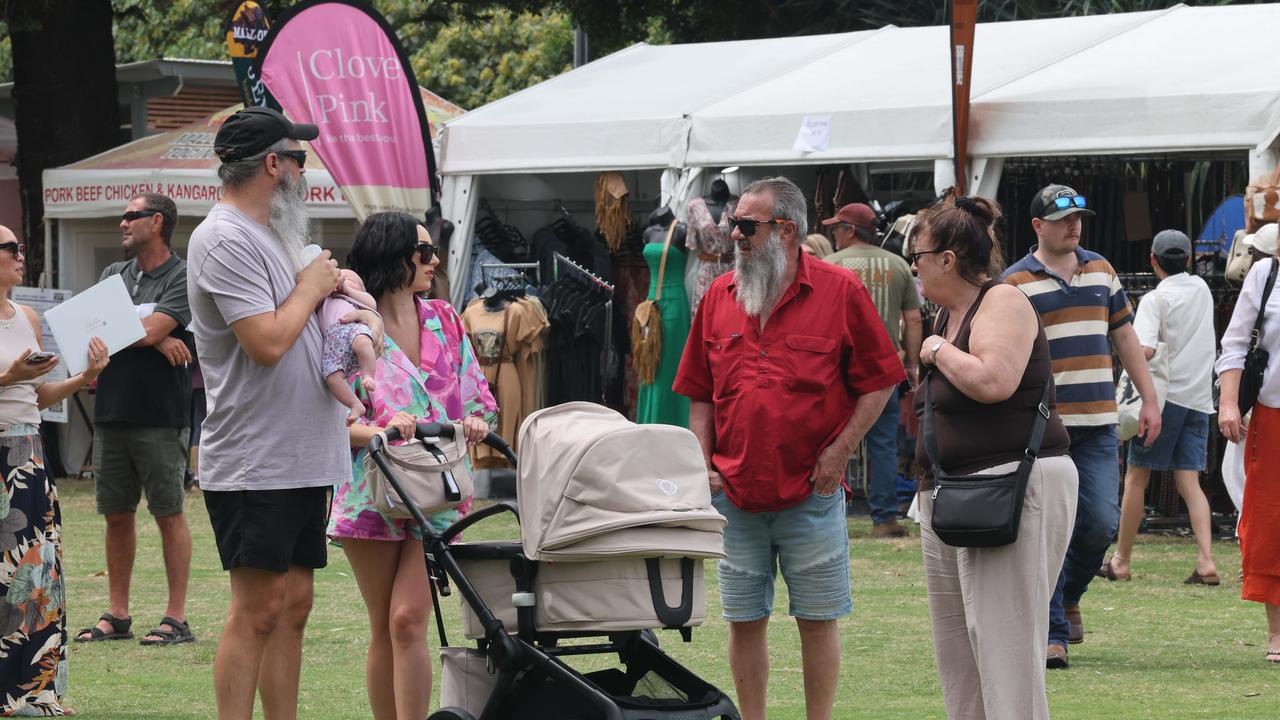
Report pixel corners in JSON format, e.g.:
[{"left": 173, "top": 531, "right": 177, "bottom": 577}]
[
  {"left": 1030, "top": 184, "right": 1096, "bottom": 222},
  {"left": 214, "top": 107, "right": 319, "bottom": 163}
]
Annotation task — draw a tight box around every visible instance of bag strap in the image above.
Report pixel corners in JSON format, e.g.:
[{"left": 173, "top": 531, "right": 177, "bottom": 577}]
[
  {"left": 923, "top": 373, "right": 1053, "bottom": 473},
  {"left": 1249, "top": 259, "right": 1280, "bottom": 353},
  {"left": 654, "top": 220, "right": 677, "bottom": 302}
]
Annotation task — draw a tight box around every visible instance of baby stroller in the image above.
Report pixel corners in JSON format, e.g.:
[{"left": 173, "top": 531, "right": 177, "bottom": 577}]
[{"left": 366, "top": 402, "right": 740, "bottom": 720}]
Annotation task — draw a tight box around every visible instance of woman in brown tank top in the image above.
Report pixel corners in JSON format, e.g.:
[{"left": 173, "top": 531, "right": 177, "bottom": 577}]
[{"left": 909, "top": 195, "right": 1078, "bottom": 720}]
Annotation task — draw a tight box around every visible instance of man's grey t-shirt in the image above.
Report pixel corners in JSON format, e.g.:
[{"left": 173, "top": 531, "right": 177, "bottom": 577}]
[{"left": 186, "top": 203, "right": 348, "bottom": 492}]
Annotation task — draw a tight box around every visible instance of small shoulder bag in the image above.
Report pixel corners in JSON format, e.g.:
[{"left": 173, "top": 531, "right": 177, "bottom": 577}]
[
  {"left": 923, "top": 377, "right": 1053, "bottom": 548},
  {"left": 631, "top": 220, "right": 677, "bottom": 384},
  {"left": 1239, "top": 258, "right": 1280, "bottom": 416},
  {"left": 364, "top": 424, "right": 472, "bottom": 519}
]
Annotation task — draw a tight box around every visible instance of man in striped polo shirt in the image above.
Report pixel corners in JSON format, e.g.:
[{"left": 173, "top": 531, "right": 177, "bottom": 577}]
[{"left": 1003, "top": 184, "right": 1162, "bottom": 670}]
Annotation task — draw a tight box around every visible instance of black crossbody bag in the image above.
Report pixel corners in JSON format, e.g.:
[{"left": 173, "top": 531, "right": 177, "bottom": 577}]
[
  {"left": 1239, "top": 258, "right": 1279, "bottom": 416},
  {"left": 923, "top": 376, "right": 1053, "bottom": 548}
]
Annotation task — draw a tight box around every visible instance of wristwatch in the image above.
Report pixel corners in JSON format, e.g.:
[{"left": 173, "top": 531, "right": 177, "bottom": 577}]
[{"left": 929, "top": 340, "right": 947, "bottom": 364}]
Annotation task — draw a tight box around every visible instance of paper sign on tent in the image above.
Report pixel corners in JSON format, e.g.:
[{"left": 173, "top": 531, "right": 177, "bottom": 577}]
[
  {"left": 43, "top": 274, "right": 146, "bottom": 376},
  {"left": 793, "top": 115, "right": 832, "bottom": 153}
]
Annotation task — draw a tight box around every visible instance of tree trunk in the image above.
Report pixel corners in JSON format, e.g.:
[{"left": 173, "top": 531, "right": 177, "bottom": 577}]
[{"left": 6, "top": 0, "right": 119, "bottom": 286}]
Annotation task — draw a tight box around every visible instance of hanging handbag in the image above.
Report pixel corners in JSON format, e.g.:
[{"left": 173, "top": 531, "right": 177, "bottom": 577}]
[
  {"left": 1116, "top": 288, "right": 1169, "bottom": 442},
  {"left": 631, "top": 220, "right": 677, "bottom": 384},
  {"left": 364, "top": 424, "right": 472, "bottom": 519},
  {"left": 923, "top": 377, "right": 1053, "bottom": 548},
  {"left": 1239, "top": 258, "right": 1280, "bottom": 416}
]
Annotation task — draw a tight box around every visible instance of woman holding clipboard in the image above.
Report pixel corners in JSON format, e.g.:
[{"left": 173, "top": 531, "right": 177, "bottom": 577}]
[{"left": 0, "top": 227, "right": 108, "bottom": 716}]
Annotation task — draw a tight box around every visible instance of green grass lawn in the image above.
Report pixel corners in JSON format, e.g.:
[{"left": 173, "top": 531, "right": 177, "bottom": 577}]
[{"left": 57, "top": 478, "right": 1278, "bottom": 719}]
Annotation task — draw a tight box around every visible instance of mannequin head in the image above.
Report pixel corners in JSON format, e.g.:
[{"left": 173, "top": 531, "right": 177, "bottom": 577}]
[
  {"left": 707, "top": 179, "right": 731, "bottom": 203},
  {"left": 647, "top": 205, "right": 676, "bottom": 228}
]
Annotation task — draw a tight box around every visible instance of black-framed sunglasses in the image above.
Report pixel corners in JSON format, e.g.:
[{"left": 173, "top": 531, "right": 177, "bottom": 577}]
[
  {"left": 275, "top": 149, "right": 307, "bottom": 168},
  {"left": 728, "top": 215, "right": 789, "bottom": 238},
  {"left": 121, "top": 210, "right": 161, "bottom": 223},
  {"left": 1051, "top": 193, "right": 1087, "bottom": 210},
  {"left": 416, "top": 243, "right": 440, "bottom": 262},
  {"left": 0, "top": 242, "right": 24, "bottom": 256},
  {"left": 908, "top": 248, "right": 945, "bottom": 265}
]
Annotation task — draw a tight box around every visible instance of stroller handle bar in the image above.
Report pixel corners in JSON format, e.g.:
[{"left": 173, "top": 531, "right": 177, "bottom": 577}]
[{"left": 371, "top": 422, "right": 518, "bottom": 466}]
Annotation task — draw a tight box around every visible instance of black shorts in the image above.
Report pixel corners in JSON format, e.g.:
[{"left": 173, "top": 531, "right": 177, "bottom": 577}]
[{"left": 204, "top": 486, "right": 330, "bottom": 572}]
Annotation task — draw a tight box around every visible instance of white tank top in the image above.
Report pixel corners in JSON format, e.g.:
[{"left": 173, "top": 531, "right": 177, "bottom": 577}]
[{"left": 0, "top": 301, "right": 44, "bottom": 430}]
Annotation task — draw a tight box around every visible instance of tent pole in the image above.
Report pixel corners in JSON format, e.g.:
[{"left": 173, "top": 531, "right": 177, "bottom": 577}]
[{"left": 41, "top": 218, "right": 53, "bottom": 289}]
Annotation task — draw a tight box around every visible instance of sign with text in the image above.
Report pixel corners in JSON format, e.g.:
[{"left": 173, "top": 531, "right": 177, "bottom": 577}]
[
  {"left": 257, "top": 0, "right": 437, "bottom": 220},
  {"left": 12, "top": 286, "right": 73, "bottom": 423},
  {"left": 224, "top": 1, "right": 281, "bottom": 111}
]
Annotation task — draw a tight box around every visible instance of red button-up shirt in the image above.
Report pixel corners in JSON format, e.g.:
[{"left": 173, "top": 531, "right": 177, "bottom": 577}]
[{"left": 673, "top": 251, "right": 905, "bottom": 512}]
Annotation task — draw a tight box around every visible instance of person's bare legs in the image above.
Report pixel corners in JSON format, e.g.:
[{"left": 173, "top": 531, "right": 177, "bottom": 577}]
[
  {"left": 143, "top": 511, "right": 192, "bottom": 641},
  {"left": 1111, "top": 465, "right": 1151, "bottom": 577},
  {"left": 727, "top": 618, "right": 769, "bottom": 720},
  {"left": 324, "top": 370, "right": 366, "bottom": 424},
  {"left": 214, "top": 568, "right": 290, "bottom": 720},
  {"left": 342, "top": 536, "right": 433, "bottom": 720},
  {"left": 796, "top": 618, "right": 840, "bottom": 720},
  {"left": 1172, "top": 469, "right": 1218, "bottom": 578},
  {"left": 79, "top": 512, "right": 136, "bottom": 638},
  {"left": 389, "top": 539, "right": 432, "bottom": 719},
  {"left": 1267, "top": 603, "right": 1280, "bottom": 657},
  {"left": 352, "top": 334, "right": 378, "bottom": 392},
  {"left": 258, "top": 567, "right": 314, "bottom": 720}
]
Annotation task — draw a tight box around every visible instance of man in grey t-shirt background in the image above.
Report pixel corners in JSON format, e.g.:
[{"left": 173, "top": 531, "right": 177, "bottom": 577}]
[{"left": 187, "top": 107, "right": 378, "bottom": 720}]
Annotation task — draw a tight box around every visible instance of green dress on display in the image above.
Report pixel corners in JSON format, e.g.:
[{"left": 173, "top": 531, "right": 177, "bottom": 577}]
[{"left": 637, "top": 240, "right": 691, "bottom": 427}]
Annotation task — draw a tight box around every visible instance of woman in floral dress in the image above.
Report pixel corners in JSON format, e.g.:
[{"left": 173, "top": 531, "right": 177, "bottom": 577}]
[
  {"left": 329, "top": 212, "right": 496, "bottom": 720},
  {"left": 0, "top": 231, "right": 110, "bottom": 716}
]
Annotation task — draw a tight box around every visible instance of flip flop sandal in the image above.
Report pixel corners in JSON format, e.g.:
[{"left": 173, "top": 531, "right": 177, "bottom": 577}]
[
  {"left": 139, "top": 616, "right": 196, "bottom": 646},
  {"left": 1266, "top": 650, "right": 1280, "bottom": 664},
  {"left": 1096, "top": 557, "right": 1131, "bottom": 581},
  {"left": 1184, "top": 570, "right": 1221, "bottom": 586},
  {"left": 74, "top": 613, "right": 133, "bottom": 642}
]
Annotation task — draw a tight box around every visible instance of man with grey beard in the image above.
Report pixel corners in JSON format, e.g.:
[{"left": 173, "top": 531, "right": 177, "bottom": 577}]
[
  {"left": 674, "top": 177, "right": 904, "bottom": 720},
  {"left": 187, "top": 107, "right": 380, "bottom": 720}
]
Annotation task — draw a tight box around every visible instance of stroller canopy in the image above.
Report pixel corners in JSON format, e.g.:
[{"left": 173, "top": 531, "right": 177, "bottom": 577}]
[{"left": 516, "top": 402, "right": 726, "bottom": 561}]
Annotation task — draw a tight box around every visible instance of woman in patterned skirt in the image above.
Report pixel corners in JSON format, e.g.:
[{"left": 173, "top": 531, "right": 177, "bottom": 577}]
[
  {"left": 330, "top": 212, "right": 497, "bottom": 720},
  {"left": 0, "top": 228, "right": 109, "bottom": 716}
]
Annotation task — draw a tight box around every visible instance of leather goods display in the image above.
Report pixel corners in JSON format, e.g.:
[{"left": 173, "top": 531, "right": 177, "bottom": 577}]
[
  {"left": 1246, "top": 168, "right": 1280, "bottom": 233},
  {"left": 1116, "top": 288, "right": 1169, "bottom": 442},
  {"left": 1226, "top": 229, "right": 1255, "bottom": 286},
  {"left": 923, "top": 377, "right": 1053, "bottom": 548},
  {"left": 1239, "top": 259, "right": 1280, "bottom": 416},
  {"left": 631, "top": 220, "right": 677, "bottom": 384},
  {"left": 364, "top": 424, "right": 471, "bottom": 519}
]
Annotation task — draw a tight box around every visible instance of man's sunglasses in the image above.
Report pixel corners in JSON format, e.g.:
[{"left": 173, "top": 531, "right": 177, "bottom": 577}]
[
  {"left": 275, "top": 149, "right": 307, "bottom": 168},
  {"left": 1051, "top": 194, "right": 1087, "bottom": 210},
  {"left": 0, "top": 242, "right": 24, "bottom": 256},
  {"left": 121, "top": 210, "right": 161, "bottom": 223},
  {"left": 728, "top": 216, "right": 789, "bottom": 238},
  {"left": 417, "top": 243, "right": 440, "bottom": 261}
]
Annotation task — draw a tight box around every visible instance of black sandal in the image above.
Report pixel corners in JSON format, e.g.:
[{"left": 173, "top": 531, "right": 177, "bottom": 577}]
[
  {"left": 74, "top": 613, "right": 133, "bottom": 642},
  {"left": 139, "top": 616, "right": 195, "bottom": 646}
]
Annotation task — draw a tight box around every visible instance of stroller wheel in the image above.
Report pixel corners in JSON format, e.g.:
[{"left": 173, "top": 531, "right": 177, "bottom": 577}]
[{"left": 427, "top": 709, "right": 476, "bottom": 720}]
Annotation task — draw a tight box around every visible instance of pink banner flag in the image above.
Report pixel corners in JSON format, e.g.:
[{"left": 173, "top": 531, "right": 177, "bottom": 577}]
[{"left": 257, "top": 0, "right": 437, "bottom": 220}]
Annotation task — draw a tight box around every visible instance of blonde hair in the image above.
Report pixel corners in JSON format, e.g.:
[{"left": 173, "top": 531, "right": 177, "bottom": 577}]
[{"left": 803, "top": 234, "right": 834, "bottom": 258}]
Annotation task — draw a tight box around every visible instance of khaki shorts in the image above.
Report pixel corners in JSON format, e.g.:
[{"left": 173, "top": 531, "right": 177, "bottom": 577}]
[{"left": 93, "top": 424, "right": 189, "bottom": 517}]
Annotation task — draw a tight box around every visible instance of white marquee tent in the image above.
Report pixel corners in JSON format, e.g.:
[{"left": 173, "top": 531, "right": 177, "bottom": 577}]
[{"left": 438, "top": 4, "right": 1280, "bottom": 305}]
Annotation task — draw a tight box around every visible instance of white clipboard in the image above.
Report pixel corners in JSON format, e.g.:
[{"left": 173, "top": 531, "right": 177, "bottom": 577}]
[{"left": 43, "top": 274, "right": 146, "bottom": 375}]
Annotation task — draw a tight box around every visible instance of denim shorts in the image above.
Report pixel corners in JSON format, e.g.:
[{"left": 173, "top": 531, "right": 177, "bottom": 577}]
[
  {"left": 1127, "top": 402, "right": 1209, "bottom": 471},
  {"left": 710, "top": 488, "right": 851, "bottom": 622}
]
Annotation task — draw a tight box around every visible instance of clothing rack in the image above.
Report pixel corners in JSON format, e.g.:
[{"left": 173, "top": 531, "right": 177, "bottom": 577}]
[
  {"left": 553, "top": 252, "right": 613, "bottom": 404},
  {"left": 481, "top": 261, "right": 541, "bottom": 289}
]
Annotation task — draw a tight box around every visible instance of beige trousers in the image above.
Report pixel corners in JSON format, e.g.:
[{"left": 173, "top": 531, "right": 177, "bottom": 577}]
[{"left": 918, "top": 454, "right": 1078, "bottom": 720}]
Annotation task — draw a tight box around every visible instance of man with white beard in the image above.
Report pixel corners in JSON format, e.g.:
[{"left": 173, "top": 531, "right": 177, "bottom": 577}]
[
  {"left": 674, "top": 177, "right": 903, "bottom": 720},
  {"left": 186, "top": 106, "right": 379, "bottom": 720}
]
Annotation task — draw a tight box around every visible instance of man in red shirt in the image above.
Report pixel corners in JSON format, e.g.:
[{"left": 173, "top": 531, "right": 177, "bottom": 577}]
[{"left": 674, "top": 176, "right": 903, "bottom": 720}]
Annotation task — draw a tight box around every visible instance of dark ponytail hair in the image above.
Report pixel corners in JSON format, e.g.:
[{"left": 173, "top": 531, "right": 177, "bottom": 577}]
[{"left": 916, "top": 191, "right": 1006, "bottom": 285}]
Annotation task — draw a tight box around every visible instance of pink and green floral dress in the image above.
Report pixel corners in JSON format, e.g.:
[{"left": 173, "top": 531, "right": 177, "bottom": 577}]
[{"left": 328, "top": 297, "right": 498, "bottom": 542}]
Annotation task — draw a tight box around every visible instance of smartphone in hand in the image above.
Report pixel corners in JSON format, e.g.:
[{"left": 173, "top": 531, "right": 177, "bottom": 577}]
[{"left": 25, "top": 351, "right": 56, "bottom": 365}]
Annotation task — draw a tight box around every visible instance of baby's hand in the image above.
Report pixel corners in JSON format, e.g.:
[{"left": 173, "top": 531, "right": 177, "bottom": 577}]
[{"left": 361, "top": 376, "right": 376, "bottom": 392}]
